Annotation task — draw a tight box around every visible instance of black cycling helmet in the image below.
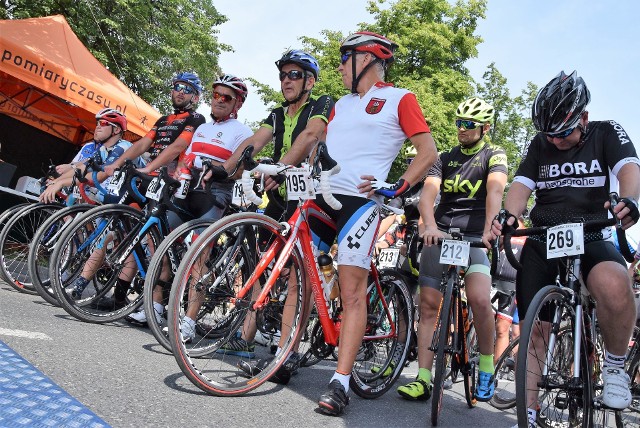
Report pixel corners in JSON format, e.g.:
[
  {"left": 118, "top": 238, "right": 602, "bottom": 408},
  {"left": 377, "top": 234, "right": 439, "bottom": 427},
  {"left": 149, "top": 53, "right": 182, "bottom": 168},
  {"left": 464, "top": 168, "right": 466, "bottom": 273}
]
[{"left": 532, "top": 71, "right": 590, "bottom": 134}]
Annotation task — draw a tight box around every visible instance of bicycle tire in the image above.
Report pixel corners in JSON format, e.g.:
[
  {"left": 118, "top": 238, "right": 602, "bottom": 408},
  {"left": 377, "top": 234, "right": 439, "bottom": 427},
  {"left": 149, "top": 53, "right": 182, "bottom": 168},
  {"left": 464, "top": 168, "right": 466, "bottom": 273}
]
[
  {"left": 350, "top": 268, "right": 413, "bottom": 399},
  {"left": 516, "top": 285, "right": 592, "bottom": 428},
  {"left": 28, "top": 204, "right": 93, "bottom": 306},
  {"left": 490, "top": 336, "right": 519, "bottom": 410},
  {"left": 168, "top": 212, "right": 305, "bottom": 396},
  {"left": 0, "top": 202, "right": 62, "bottom": 293},
  {"left": 461, "top": 316, "right": 478, "bottom": 408},
  {"left": 50, "top": 204, "right": 158, "bottom": 323},
  {"left": 143, "top": 218, "right": 215, "bottom": 352},
  {"left": 431, "top": 270, "right": 456, "bottom": 426}
]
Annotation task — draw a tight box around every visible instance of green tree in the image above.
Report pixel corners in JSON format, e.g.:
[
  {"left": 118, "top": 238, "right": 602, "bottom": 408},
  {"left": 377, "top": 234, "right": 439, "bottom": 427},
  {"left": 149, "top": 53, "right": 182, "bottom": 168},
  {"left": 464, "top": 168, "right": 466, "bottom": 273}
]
[{"left": 2, "top": 0, "right": 229, "bottom": 112}]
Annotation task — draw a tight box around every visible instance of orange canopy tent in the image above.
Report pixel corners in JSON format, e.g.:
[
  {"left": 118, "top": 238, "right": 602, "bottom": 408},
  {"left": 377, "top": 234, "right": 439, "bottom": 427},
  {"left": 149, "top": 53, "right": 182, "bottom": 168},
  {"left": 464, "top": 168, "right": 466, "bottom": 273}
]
[{"left": 0, "top": 15, "right": 160, "bottom": 145}]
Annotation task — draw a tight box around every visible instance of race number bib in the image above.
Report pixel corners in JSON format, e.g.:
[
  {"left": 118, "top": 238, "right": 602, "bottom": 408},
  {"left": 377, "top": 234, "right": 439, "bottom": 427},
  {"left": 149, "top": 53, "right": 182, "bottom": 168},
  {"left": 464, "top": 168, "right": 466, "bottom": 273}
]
[
  {"left": 546, "top": 223, "right": 584, "bottom": 259},
  {"left": 106, "top": 170, "right": 125, "bottom": 194},
  {"left": 439, "top": 240, "right": 470, "bottom": 266},
  {"left": 378, "top": 248, "right": 400, "bottom": 269},
  {"left": 145, "top": 177, "right": 164, "bottom": 201},
  {"left": 285, "top": 165, "right": 315, "bottom": 201},
  {"left": 232, "top": 178, "right": 254, "bottom": 207}
]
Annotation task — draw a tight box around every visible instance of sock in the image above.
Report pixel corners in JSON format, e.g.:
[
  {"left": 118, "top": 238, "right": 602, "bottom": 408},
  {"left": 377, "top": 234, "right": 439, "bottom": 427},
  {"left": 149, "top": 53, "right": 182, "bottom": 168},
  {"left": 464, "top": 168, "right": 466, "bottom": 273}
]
[
  {"left": 604, "top": 351, "right": 626, "bottom": 369},
  {"left": 330, "top": 371, "right": 351, "bottom": 393},
  {"left": 72, "top": 276, "right": 89, "bottom": 289},
  {"left": 115, "top": 278, "right": 129, "bottom": 301},
  {"left": 153, "top": 302, "right": 164, "bottom": 316},
  {"left": 417, "top": 367, "right": 432, "bottom": 384},
  {"left": 183, "top": 316, "right": 196, "bottom": 329},
  {"left": 479, "top": 353, "right": 495, "bottom": 374}
]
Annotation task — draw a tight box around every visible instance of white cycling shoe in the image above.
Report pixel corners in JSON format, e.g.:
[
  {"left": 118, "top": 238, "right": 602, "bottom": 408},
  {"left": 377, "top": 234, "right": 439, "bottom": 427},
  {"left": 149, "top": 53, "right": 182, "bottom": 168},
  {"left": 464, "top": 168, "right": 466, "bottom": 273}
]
[{"left": 602, "top": 367, "right": 632, "bottom": 409}]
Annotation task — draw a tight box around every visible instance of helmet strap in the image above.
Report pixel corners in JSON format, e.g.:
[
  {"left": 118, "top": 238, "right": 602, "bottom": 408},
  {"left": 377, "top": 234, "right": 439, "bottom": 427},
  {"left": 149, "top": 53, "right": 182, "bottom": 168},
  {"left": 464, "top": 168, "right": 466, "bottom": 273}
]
[{"left": 351, "top": 54, "right": 383, "bottom": 94}]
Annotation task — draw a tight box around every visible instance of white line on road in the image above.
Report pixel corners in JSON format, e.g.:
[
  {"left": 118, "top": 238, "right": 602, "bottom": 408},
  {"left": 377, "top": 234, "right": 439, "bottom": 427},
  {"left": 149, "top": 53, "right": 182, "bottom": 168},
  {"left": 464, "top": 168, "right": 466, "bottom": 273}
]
[{"left": 0, "top": 327, "right": 52, "bottom": 340}]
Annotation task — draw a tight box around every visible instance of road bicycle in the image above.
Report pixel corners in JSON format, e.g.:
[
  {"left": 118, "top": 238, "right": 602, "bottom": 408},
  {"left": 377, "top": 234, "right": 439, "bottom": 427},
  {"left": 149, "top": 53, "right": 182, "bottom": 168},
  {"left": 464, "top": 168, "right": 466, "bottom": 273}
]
[
  {"left": 498, "top": 195, "right": 639, "bottom": 427},
  {"left": 49, "top": 163, "right": 181, "bottom": 323},
  {"left": 167, "top": 142, "right": 413, "bottom": 397},
  {"left": 429, "top": 230, "right": 488, "bottom": 426}
]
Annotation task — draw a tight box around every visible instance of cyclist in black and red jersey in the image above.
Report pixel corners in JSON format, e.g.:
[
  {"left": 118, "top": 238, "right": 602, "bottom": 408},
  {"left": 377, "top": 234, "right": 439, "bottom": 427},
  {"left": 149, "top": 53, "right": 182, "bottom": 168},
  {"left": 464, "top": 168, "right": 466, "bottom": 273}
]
[
  {"left": 104, "top": 71, "right": 206, "bottom": 177},
  {"left": 491, "top": 71, "right": 640, "bottom": 427},
  {"left": 397, "top": 97, "right": 508, "bottom": 403}
]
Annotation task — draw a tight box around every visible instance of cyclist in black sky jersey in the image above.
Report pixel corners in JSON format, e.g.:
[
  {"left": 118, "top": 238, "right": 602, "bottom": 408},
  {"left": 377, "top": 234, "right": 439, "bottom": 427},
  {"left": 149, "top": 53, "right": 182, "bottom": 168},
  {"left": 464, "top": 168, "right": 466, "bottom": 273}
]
[{"left": 397, "top": 97, "right": 508, "bottom": 403}]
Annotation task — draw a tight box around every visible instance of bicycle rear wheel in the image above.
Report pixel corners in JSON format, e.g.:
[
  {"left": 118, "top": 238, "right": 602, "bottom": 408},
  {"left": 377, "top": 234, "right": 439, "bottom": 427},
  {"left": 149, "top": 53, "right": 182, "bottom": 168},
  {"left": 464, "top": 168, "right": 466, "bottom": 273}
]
[
  {"left": 461, "top": 314, "right": 478, "bottom": 408},
  {"left": 350, "top": 268, "right": 413, "bottom": 399},
  {"left": 28, "top": 204, "right": 93, "bottom": 306},
  {"left": 50, "top": 204, "right": 157, "bottom": 323},
  {"left": 168, "top": 212, "right": 305, "bottom": 396},
  {"left": 431, "top": 272, "right": 456, "bottom": 426},
  {"left": 0, "top": 202, "right": 62, "bottom": 293},
  {"left": 490, "top": 336, "right": 519, "bottom": 410},
  {"left": 516, "top": 285, "right": 592, "bottom": 428},
  {"left": 143, "top": 218, "right": 215, "bottom": 352}
]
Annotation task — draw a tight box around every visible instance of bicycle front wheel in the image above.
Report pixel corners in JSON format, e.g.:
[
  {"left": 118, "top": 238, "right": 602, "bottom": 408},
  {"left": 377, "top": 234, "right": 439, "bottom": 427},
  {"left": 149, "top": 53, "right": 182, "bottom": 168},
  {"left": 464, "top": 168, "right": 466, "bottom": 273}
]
[
  {"left": 168, "top": 212, "right": 306, "bottom": 396},
  {"left": 143, "top": 218, "right": 215, "bottom": 352},
  {"left": 490, "top": 336, "right": 519, "bottom": 410},
  {"left": 516, "top": 285, "right": 592, "bottom": 428},
  {"left": 28, "top": 204, "right": 93, "bottom": 306},
  {"left": 431, "top": 271, "right": 456, "bottom": 426},
  {"left": 350, "top": 268, "right": 413, "bottom": 399}
]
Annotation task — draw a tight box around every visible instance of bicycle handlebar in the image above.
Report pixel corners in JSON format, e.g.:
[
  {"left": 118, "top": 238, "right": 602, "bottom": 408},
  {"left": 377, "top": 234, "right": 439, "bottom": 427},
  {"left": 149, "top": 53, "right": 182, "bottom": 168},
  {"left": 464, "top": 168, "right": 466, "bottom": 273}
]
[{"left": 239, "top": 142, "right": 343, "bottom": 210}]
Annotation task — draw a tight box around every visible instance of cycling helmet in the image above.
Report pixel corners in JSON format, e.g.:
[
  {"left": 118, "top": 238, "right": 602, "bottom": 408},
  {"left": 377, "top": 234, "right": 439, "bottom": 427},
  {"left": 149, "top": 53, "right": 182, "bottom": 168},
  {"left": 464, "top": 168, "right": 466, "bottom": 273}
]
[
  {"left": 275, "top": 50, "right": 320, "bottom": 79},
  {"left": 456, "top": 97, "right": 495, "bottom": 123},
  {"left": 172, "top": 71, "right": 203, "bottom": 95},
  {"left": 95, "top": 108, "right": 127, "bottom": 132},
  {"left": 532, "top": 70, "right": 590, "bottom": 134},
  {"left": 213, "top": 74, "right": 248, "bottom": 102},
  {"left": 340, "top": 31, "right": 397, "bottom": 63}
]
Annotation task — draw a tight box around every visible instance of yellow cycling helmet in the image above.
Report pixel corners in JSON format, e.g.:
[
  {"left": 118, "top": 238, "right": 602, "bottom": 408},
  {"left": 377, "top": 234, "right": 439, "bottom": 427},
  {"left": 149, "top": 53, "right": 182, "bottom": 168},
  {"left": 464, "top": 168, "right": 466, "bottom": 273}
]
[{"left": 456, "top": 97, "right": 495, "bottom": 123}]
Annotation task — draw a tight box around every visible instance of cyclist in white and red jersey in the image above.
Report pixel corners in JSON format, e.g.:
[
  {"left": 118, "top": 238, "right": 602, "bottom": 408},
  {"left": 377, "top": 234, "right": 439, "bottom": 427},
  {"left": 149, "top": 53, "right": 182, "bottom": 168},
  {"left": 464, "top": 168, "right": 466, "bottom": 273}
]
[
  {"left": 313, "top": 31, "right": 438, "bottom": 416},
  {"left": 127, "top": 75, "right": 252, "bottom": 327},
  {"left": 491, "top": 71, "right": 640, "bottom": 427}
]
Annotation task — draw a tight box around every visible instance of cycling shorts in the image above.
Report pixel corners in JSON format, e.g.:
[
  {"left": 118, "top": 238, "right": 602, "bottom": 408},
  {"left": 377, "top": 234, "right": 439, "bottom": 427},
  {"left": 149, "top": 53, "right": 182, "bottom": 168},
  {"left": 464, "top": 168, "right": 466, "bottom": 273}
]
[
  {"left": 516, "top": 239, "right": 626, "bottom": 322},
  {"left": 418, "top": 236, "right": 491, "bottom": 290},
  {"left": 311, "top": 195, "right": 381, "bottom": 270}
]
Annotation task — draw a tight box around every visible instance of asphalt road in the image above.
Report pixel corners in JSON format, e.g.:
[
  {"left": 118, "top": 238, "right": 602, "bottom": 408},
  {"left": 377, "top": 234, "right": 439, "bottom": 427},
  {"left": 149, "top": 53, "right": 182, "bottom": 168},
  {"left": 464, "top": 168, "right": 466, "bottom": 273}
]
[{"left": 0, "top": 281, "right": 518, "bottom": 428}]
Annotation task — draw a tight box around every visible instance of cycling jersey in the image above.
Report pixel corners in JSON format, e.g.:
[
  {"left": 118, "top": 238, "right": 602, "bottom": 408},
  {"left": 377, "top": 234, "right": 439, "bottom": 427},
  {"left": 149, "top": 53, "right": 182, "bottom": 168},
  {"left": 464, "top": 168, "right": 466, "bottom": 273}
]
[
  {"left": 493, "top": 236, "right": 527, "bottom": 284},
  {"left": 326, "top": 83, "right": 430, "bottom": 199},
  {"left": 184, "top": 119, "right": 253, "bottom": 167},
  {"left": 429, "top": 140, "right": 508, "bottom": 235},
  {"left": 513, "top": 120, "right": 640, "bottom": 239},
  {"left": 145, "top": 110, "right": 206, "bottom": 172},
  {"left": 261, "top": 94, "right": 333, "bottom": 162}
]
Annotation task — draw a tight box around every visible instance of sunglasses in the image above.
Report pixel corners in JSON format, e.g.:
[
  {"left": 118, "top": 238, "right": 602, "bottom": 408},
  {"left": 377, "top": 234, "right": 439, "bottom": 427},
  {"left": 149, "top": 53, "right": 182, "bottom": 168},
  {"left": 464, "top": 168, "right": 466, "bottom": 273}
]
[
  {"left": 279, "top": 70, "right": 305, "bottom": 82},
  {"left": 455, "top": 119, "right": 483, "bottom": 130},
  {"left": 172, "top": 83, "right": 196, "bottom": 94},
  {"left": 545, "top": 127, "right": 575, "bottom": 139},
  {"left": 96, "top": 120, "right": 117, "bottom": 128},
  {"left": 341, "top": 51, "right": 360, "bottom": 65},
  {"left": 212, "top": 91, "right": 236, "bottom": 103}
]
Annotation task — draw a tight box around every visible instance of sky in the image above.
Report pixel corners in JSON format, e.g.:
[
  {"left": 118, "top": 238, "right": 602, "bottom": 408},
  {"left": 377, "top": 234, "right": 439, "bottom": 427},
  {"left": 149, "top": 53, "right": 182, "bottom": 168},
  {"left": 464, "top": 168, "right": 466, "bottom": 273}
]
[{"left": 209, "top": 0, "right": 640, "bottom": 242}]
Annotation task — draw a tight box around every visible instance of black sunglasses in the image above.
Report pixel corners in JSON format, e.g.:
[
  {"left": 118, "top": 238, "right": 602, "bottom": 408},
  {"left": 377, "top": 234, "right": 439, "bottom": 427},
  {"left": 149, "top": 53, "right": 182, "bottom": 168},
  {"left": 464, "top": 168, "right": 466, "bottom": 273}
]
[
  {"left": 173, "top": 83, "right": 196, "bottom": 94},
  {"left": 279, "top": 70, "right": 305, "bottom": 82}
]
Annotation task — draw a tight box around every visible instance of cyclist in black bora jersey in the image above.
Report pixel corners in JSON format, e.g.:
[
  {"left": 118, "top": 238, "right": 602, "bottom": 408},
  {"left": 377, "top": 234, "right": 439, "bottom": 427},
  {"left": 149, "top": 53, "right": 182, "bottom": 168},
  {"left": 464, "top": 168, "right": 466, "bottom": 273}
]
[{"left": 491, "top": 71, "right": 640, "bottom": 427}]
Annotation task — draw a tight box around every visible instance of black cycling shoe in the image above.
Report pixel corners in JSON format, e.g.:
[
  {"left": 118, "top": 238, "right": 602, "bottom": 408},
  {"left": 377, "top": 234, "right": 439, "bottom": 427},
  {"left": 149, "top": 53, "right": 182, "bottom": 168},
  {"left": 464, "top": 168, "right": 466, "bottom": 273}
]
[
  {"left": 237, "top": 353, "right": 301, "bottom": 385},
  {"left": 318, "top": 380, "right": 349, "bottom": 416}
]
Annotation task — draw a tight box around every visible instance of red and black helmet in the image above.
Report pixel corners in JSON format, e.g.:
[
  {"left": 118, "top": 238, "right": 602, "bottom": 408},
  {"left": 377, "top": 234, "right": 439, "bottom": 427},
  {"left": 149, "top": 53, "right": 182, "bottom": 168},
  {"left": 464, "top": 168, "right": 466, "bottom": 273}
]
[
  {"left": 95, "top": 108, "right": 127, "bottom": 131},
  {"left": 340, "top": 31, "right": 397, "bottom": 63}
]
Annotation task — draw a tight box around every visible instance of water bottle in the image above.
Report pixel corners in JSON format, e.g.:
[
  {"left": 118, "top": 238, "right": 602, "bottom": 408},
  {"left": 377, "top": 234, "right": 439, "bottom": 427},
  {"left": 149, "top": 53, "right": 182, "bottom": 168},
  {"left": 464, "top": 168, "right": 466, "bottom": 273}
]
[
  {"left": 317, "top": 252, "right": 335, "bottom": 301},
  {"left": 175, "top": 167, "right": 191, "bottom": 199}
]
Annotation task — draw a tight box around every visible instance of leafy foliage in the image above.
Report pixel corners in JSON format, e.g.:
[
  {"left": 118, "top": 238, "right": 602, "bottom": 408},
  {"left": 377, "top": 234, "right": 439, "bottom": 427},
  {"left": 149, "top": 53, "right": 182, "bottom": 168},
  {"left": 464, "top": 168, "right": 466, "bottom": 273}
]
[{"left": 2, "top": 0, "right": 229, "bottom": 112}]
